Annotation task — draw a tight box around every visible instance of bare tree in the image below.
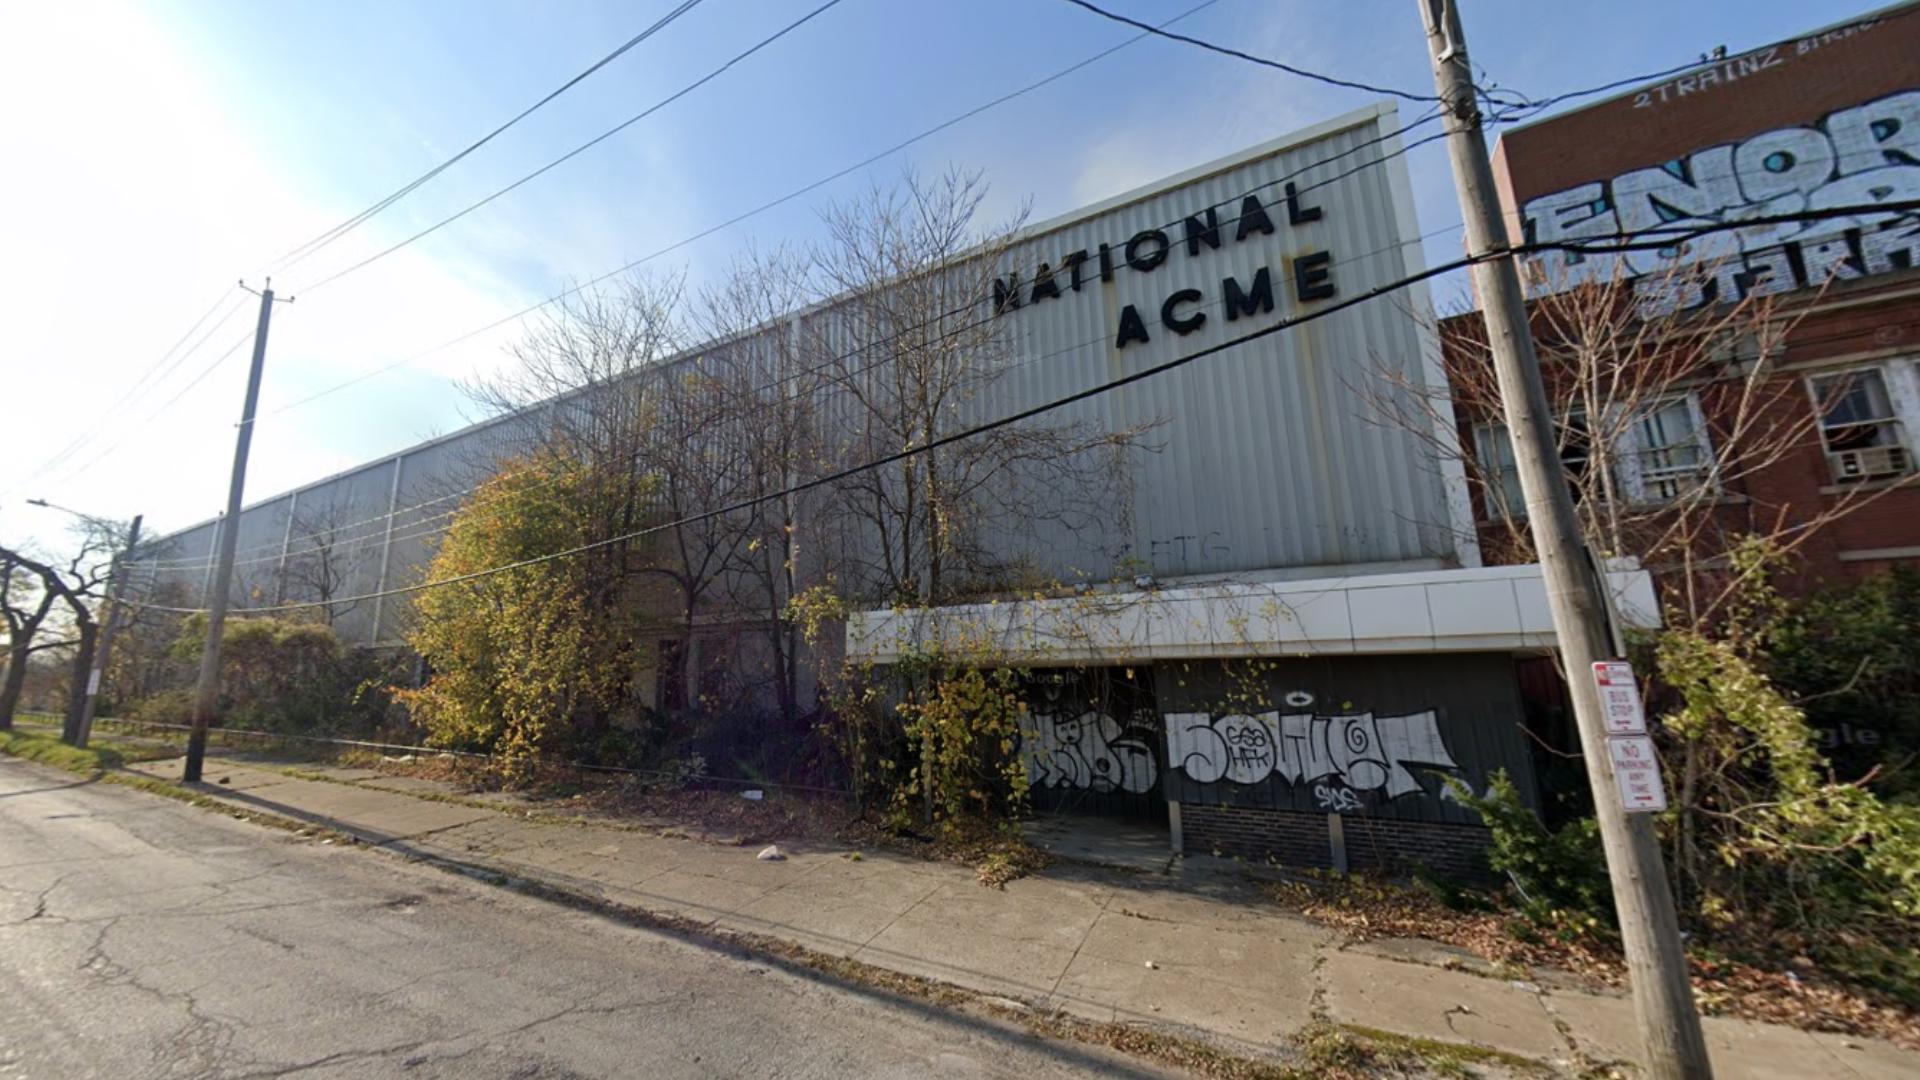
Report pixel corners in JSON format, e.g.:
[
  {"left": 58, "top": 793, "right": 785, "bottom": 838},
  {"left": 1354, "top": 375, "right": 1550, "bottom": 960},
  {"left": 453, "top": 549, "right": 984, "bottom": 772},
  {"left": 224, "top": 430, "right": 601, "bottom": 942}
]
[
  {"left": 1367, "top": 254, "right": 1911, "bottom": 628},
  {"left": 0, "top": 519, "right": 120, "bottom": 730},
  {"left": 465, "top": 271, "right": 747, "bottom": 719},
  {"left": 807, "top": 167, "right": 1147, "bottom": 607},
  {"left": 629, "top": 349, "right": 759, "bottom": 701},
  {"left": 278, "top": 493, "right": 375, "bottom": 626},
  {"left": 2, "top": 549, "right": 61, "bottom": 728},
  {"left": 104, "top": 574, "right": 194, "bottom": 709},
  {"left": 696, "top": 245, "right": 824, "bottom": 723},
  {"left": 470, "top": 278, "right": 673, "bottom": 550}
]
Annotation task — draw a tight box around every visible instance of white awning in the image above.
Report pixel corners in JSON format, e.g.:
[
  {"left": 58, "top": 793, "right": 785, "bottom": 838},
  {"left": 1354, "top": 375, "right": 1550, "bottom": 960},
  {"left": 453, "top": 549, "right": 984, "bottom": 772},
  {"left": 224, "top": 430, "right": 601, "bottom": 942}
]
[{"left": 845, "top": 561, "right": 1659, "bottom": 665}]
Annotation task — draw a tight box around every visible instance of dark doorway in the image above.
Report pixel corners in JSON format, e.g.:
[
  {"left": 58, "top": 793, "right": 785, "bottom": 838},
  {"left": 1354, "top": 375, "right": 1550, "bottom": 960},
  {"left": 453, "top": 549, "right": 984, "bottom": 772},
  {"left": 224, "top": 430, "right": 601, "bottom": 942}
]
[{"left": 1022, "top": 667, "right": 1167, "bottom": 824}]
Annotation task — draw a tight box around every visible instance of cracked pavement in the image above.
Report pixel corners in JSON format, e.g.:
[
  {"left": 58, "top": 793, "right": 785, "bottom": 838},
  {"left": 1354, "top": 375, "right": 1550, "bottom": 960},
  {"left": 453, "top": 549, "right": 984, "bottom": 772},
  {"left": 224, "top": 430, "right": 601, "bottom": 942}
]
[{"left": 0, "top": 759, "right": 1170, "bottom": 1079}]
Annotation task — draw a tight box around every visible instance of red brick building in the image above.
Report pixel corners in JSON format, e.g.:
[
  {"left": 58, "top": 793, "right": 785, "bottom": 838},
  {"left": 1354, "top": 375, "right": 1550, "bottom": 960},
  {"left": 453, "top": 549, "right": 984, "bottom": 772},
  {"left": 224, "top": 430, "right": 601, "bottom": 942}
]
[{"left": 1446, "top": 2, "right": 1920, "bottom": 596}]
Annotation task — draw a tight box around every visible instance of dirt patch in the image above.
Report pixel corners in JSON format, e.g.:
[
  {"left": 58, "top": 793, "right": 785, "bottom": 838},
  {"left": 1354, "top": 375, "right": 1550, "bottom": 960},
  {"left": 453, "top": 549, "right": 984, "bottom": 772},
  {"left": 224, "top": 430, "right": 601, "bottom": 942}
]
[
  {"left": 334, "top": 749, "right": 856, "bottom": 847},
  {"left": 340, "top": 749, "right": 1053, "bottom": 886}
]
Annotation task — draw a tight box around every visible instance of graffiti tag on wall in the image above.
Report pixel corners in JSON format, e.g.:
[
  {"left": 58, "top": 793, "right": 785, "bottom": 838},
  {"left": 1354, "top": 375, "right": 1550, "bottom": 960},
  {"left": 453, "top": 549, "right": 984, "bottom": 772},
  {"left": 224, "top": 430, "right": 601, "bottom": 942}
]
[
  {"left": 1024, "top": 711, "right": 1161, "bottom": 795},
  {"left": 1521, "top": 90, "right": 1920, "bottom": 315},
  {"left": 1164, "top": 709, "right": 1460, "bottom": 802}
]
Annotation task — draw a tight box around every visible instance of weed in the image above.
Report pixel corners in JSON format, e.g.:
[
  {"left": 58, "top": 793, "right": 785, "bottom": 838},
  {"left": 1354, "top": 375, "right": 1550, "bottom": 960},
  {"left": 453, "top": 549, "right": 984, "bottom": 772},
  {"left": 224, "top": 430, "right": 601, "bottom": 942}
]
[{"left": 0, "top": 729, "right": 125, "bottom": 772}]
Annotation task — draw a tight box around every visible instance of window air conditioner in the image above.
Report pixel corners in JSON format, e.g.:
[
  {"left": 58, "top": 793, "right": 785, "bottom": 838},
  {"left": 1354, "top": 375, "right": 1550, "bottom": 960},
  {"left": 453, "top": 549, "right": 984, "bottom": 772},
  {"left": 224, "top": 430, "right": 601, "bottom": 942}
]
[{"left": 1831, "top": 445, "right": 1910, "bottom": 480}]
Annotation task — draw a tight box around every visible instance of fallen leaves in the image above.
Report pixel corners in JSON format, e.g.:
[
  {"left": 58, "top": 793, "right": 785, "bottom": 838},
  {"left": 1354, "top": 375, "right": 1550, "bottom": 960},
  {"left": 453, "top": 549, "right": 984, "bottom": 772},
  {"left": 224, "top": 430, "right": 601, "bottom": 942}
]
[{"left": 1265, "top": 872, "right": 1920, "bottom": 1049}]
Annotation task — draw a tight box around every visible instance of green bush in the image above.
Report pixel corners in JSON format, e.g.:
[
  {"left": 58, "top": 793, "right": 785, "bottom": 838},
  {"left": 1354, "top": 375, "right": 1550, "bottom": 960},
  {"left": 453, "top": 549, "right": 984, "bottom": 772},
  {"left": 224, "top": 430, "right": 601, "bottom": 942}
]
[
  {"left": 168, "top": 614, "right": 343, "bottom": 732},
  {"left": 127, "top": 688, "right": 194, "bottom": 726},
  {"left": 399, "top": 457, "right": 649, "bottom": 778},
  {"left": 1658, "top": 626, "right": 1920, "bottom": 921},
  {"left": 890, "top": 653, "right": 1030, "bottom": 839},
  {"left": 124, "top": 617, "right": 403, "bottom": 740},
  {"left": 1447, "top": 770, "right": 1613, "bottom": 935},
  {"left": 1444, "top": 543, "right": 1920, "bottom": 1004},
  {"left": 1648, "top": 541, "right": 1920, "bottom": 1003},
  {"left": 1764, "top": 566, "right": 1920, "bottom": 799}
]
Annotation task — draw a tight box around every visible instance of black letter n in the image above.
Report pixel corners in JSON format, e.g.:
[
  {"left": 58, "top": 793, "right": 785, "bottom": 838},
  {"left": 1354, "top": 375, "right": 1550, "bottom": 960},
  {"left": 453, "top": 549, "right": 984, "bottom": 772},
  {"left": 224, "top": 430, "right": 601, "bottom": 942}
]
[{"left": 992, "top": 274, "right": 1022, "bottom": 316}]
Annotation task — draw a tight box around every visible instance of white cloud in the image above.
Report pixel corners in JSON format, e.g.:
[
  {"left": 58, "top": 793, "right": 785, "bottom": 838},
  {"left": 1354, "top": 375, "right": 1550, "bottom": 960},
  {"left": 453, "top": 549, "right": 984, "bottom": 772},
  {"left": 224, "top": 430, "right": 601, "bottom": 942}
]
[{"left": 1067, "top": 128, "right": 1174, "bottom": 210}]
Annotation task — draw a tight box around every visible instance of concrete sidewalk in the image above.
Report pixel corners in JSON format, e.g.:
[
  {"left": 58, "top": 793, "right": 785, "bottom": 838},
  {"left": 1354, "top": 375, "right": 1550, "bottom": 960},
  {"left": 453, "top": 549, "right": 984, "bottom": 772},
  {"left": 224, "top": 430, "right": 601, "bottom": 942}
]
[{"left": 124, "top": 753, "right": 1916, "bottom": 1078}]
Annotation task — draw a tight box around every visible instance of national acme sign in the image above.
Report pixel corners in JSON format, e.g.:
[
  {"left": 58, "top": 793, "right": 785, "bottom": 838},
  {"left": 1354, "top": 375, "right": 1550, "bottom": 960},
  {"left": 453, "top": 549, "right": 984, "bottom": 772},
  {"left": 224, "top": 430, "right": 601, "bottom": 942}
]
[{"left": 990, "top": 182, "right": 1339, "bottom": 349}]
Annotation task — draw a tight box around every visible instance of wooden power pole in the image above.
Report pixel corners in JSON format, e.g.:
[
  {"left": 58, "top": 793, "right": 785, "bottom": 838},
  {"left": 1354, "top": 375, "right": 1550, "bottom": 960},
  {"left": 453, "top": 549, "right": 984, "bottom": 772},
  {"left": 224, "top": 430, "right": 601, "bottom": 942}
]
[
  {"left": 1415, "top": 2, "right": 1712, "bottom": 1077},
  {"left": 185, "top": 281, "right": 287, "bottom": 783}
]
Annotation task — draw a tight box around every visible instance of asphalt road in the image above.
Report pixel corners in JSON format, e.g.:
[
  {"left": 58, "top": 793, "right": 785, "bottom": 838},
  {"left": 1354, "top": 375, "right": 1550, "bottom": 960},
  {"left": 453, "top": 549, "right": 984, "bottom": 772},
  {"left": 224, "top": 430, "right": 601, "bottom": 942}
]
[{"left": 0, "top": 757, "right": 1168, "bottom": 1080}]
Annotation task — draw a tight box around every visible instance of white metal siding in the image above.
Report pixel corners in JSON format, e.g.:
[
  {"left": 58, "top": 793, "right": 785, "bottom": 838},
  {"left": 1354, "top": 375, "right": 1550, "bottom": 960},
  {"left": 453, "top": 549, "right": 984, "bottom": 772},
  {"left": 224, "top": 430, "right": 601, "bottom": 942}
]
[{"left": 141, "top": 105, "right": 1463, "bottom": 646}]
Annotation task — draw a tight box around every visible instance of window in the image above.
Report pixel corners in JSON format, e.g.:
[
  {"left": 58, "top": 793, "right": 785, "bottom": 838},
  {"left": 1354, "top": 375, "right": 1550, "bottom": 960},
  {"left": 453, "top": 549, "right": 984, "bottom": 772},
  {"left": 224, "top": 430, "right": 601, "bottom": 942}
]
[
  {"left": 1559, "top": 411, "right": 1592, "bottom": 498},
  {"left": 1474, "top": 423, "right": 1523, "bottom": 520},
  {"left": 1627, "top": 397, "right": 1714, "bottom": 502},
  {"left": 1810, "top": 367, "right": 1912, "bottom": 483},
  {"left": 1473, "top": 412, "right": 1591, "bottom": 520}
]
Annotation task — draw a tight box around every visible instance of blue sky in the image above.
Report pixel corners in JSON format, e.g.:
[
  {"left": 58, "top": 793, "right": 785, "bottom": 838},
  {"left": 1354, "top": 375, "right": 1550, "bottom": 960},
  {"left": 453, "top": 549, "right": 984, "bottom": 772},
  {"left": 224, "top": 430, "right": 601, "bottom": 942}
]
[{"left": 0, "top": 0, "right": 1870, "bottom": 549}]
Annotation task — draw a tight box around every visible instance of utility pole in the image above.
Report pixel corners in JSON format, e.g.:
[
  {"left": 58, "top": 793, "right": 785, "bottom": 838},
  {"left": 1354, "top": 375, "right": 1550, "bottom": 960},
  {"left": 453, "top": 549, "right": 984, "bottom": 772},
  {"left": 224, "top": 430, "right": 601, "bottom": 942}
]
[
  {"left": 1415, "top": 3, "right": 1711, "bottom": 1078},
  {"left": 67, "top": 513, "right": 142, "bottom": 748},
  {"left": 185, "top": 281, "right": 288, "bottom": 783}
]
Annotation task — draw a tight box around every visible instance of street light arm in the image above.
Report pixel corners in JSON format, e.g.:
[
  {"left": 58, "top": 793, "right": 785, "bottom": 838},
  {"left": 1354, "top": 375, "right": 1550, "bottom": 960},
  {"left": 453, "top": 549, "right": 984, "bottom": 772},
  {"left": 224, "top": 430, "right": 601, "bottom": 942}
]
[{"left": 25, "top": 498, "right": 135, "bottom": 545}]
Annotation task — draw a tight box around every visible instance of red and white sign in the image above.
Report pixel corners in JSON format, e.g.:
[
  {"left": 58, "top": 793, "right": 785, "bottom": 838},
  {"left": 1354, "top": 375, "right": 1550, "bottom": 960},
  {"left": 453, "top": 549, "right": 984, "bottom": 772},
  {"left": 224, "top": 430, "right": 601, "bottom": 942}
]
[
  {"left": 1592, "top": 660, "right": 1648, "bottom": 736},
  {"left": 1608, "top": 735, "right": 1668, "bottom": 812}
]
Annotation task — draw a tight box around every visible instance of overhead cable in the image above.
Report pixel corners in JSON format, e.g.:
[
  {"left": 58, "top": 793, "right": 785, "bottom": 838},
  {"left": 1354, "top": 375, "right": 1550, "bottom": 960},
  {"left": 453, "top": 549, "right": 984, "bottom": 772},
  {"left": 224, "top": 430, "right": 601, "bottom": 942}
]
[
  {"left": 270, "top": 0, "right": 709, "bottom": 273},
  {"left": 148, "top": 110, "right": 1445, "bottom": 571},
  {"left": 148, "top": 214, "right": 1471, "bottom": 578},
  {"left": 55, "top": 327, "right": 260, "bottom": 486},
  {"left": 8, "top": 290, "right": 248, "bottom": 492},
  {"left": 294, "top": 0, "right": 850, "bottom": 294},
  {"left": 1481, "top": 3, "right": 1920, "bottom": 123},
  {"left": 127, "top": 202, "right": 1917, "bottom": 617},
  {"left": 1057, "top": 0, "right": 1439, "bottom": 103}
]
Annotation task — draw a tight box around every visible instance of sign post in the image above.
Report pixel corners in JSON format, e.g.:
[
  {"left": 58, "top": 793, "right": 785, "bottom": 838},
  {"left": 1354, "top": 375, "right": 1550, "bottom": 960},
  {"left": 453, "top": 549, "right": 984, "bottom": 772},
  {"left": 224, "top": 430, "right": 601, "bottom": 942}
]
[
  {"left": 1609, "top": 735, "right": 1669, "bottom": 812},
  {"left": 1593, "top": 659, "right": 1648, "bottom": 735},
  {"left": 1593, "top": 660, "right": 1666, "bottom": 812}
]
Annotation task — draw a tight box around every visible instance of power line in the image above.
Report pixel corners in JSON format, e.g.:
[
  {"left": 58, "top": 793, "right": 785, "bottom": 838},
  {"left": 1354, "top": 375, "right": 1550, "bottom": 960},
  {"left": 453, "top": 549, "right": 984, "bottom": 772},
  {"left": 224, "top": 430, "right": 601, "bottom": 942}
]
[
  {"left": 65, "top": 1, "right": 1912, "bottom": 498},
  {"left": 39, "top": 2, "right": 1228, "bottom": 508},
  {"left": 147, "top": 215, "right": 1472, "bottom": 578},
  {"left": 1056, "top": 0, "right": 1439, "bottom": 103},
  {"left": 149, "top": 160, "right": 1915, "bottom": 576},
  {"left": 9, "top": 290, "right": 248, "bottom": 492},
  {"left": 283, "top": 0, "right": 1919, "bottom": 431},
  {"left": 127, "top": 202, "right": 1920, "bottom": 615},
  {"left": 294, "top": 0, "right": 850, "bottom": 295},
  {"left": 270, "top": 0, "right": 709, "bottom": 274},
  {"left": 259, "top": 0, "right": 1236, "bottom": 418},
  {"left": 31, "top": 0, "right": 827, "bottom": 497},
  {"left": 134, "top": 248, "right": 1488, "bottom": 615},
  {"left": 148, "top": 114, "right": 1450, "bottom": 571},
  {"left": 100, "top": 292, "right": 247, "bottom": 422},
  {"left": 1487, "top": 58, "right": 1711, "bottom": 124},
  {"left": 55, "top": 327, "right": 260, "bottom": 486},
  {"left": 33, "top": 0, "right": 717, "bottom": 489},
  {"left": 117, "top": 129, "right": 1912, "bottom": 571}
]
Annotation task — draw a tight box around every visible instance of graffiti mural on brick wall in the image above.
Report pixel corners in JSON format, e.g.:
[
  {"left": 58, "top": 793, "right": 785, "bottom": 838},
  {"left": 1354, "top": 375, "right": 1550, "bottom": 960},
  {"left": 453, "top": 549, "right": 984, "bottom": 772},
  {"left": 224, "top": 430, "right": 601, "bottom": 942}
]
[
  {"left": 1163, "top": 702, "right": 1460, "bottom": 810},
  {"left": 1521, "top": 89, "right": 1920, "bottom": 315},
  {"left": 1024, "top": 710, "right": 1161, "bottom": 795}
]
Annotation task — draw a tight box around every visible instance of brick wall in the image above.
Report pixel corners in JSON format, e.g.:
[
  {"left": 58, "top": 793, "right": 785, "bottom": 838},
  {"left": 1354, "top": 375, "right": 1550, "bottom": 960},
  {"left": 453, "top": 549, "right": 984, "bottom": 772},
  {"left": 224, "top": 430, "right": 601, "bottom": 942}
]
[
  {"left": 1341, "top": 815, "right": 1493, "bottom": 879},
  {"left": 1182, "top": 803, "right": 1332, "bottom": 869},
  {"left": 1447, "top": 277, "right": 1920, "bottom": 599},
  {"left": 1180, "top": 803, "right": 1494, "bottom": 880}
]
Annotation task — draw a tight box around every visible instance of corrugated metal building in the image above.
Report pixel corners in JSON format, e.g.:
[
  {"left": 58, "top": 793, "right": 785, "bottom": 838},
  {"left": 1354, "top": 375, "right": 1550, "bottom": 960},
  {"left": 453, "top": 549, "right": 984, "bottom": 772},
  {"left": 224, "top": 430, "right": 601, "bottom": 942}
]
[{"left": 140, "top": 104, "right": 1657, "bottom": 874}]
